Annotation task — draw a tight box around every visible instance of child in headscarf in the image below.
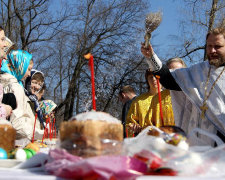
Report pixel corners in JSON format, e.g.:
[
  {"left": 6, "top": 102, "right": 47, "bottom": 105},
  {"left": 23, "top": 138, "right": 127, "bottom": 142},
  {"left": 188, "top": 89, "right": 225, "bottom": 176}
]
[
  {"left": 0, "top": 50, "right": 44, "bottom": 141},
  {"left": 25, "top": 69, "right": 45, "bottom": 100},
  {"left": 25, "top": 69, "right": 46, "bottom": 128}
]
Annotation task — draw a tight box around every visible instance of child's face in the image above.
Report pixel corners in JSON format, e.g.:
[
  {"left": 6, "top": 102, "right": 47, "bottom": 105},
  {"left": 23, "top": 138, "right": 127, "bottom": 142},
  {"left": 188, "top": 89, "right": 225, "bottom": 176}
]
[
  {"left": 30, "top": 79, "right": 43, "bottom": 95},
  {"left": 22, "top": 61, "right": 33, "bottom": 81}
]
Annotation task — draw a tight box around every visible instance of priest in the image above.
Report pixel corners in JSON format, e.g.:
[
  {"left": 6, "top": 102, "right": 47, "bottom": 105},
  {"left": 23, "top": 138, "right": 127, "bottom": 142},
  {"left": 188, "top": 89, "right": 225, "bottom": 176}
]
[{"left": 141, "top": 27, "right": 225, "bottom": 146}]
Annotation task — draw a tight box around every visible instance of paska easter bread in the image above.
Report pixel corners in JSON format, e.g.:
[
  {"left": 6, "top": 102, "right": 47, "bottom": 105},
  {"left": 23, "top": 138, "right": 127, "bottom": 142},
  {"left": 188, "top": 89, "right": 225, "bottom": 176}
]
[
  {"left": 60, "top": 111, "right": 123, "bottom": 157},
  {"left": 0, "top": 120, "right": 16, "bottom": 153}
]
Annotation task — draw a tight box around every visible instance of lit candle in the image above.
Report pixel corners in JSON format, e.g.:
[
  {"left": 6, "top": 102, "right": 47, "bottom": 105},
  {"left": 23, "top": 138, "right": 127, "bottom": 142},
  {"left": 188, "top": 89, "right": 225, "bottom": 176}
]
[
  {"left": 84, "top": 53, "right": 96, "bottom": 110},
  {"left": 52, "top": 117, "right": 56, "bottom": 138},
  {"left": 42, "top": 117, "right": 49, "bottom": 143}
]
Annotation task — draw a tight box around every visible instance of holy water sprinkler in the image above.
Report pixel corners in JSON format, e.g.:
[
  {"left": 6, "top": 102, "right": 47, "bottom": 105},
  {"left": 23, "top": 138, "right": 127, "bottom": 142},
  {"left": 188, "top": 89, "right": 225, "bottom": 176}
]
[{"left": 144, "top": 11, "right": 162, "bottom": 48}]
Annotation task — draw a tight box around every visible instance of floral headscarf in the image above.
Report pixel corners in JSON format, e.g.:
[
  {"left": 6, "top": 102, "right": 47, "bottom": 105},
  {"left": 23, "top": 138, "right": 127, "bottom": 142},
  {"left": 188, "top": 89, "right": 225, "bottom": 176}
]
[{"left": 1, "top": 49, "right": 32, "bottom": 86}]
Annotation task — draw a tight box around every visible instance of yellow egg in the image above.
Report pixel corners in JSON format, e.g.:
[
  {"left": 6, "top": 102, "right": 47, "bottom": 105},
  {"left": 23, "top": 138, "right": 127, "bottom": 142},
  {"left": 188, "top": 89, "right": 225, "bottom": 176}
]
[{"left": 25, "top": 143, "right": 40, "bottom": 152}]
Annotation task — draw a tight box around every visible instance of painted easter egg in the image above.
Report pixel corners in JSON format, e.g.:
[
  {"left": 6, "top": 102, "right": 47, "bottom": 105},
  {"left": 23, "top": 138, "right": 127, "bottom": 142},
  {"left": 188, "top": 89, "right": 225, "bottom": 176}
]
[
  {"left": 15, "top": 148, "right": 27, "bottom": 161},
  {"left": 25, "top": 143, "right": 40, "bottom": 152},
  {"left": 28, "top": 148, "right": 36, "bottom": 156},
  {"left": 0, "top": 148, "right": 7, "bottom": 159},
  {"left": 9, "top": 148, "right": 17, "bottom": 159},
  {"left": 24, "top": 148, "right": 36, "bottom": 159},
  {"left": 24, "top": 149, "right": 33, "bottom": 159}
]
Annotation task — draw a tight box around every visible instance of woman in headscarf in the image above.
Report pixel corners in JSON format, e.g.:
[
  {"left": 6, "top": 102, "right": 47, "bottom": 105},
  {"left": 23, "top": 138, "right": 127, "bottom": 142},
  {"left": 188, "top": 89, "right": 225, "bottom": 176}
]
[{"left": 0, "top": 50, "right": 44, "bottom": 141}]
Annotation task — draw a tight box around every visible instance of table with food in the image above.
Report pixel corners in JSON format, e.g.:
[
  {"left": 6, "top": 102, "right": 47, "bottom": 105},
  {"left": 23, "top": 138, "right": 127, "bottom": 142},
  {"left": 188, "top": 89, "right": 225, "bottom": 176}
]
[{"left": 0, "top": 111, "right": 225, "bottom": 180}]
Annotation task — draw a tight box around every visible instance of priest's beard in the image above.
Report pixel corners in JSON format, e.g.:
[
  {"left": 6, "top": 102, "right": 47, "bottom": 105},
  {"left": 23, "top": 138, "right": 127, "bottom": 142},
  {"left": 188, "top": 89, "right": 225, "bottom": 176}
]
[{"left": 209, "top": 57, "right": 225, "bottom": 67}]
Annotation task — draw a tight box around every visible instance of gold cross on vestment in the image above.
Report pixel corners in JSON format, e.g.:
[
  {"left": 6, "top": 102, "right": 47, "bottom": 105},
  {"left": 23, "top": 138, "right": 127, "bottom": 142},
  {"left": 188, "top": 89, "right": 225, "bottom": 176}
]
[{"left": 200, "top": 104, "right": 208, "bottom": 119}]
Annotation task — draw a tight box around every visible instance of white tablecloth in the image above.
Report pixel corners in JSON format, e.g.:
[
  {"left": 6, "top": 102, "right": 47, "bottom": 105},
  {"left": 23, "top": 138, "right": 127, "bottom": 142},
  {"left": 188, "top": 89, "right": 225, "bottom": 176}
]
[
  {"left": 0, "top": 168, "right": 224, "bottom": 180},
  {"left": 137, "top": 176, "right": 225, "bottom": 180},
  {"left": 0, "top": 168, "right": 63, "bottom": 180}
]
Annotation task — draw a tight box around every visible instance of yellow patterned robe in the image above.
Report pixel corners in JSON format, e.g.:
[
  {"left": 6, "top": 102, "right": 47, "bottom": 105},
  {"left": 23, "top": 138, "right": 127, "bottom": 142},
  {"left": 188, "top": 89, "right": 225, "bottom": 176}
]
[
  {"left": 126, "top": 92, "right": 154, "bottom": 136},
  {"left": 150, "top": 89, "right": 175, "bottom": 127},
  {"left": 126, "top": 90, "right": 175, "bottom": 137}
]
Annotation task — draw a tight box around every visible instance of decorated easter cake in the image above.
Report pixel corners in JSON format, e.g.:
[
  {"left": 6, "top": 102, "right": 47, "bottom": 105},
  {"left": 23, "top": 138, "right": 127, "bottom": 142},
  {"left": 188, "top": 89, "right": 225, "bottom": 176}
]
[
  {"left": 0, "top": 120, "right": 16, "bottom": 153},
  {"left": 60, "top": 111, "right": 123, "bottom": 157}
]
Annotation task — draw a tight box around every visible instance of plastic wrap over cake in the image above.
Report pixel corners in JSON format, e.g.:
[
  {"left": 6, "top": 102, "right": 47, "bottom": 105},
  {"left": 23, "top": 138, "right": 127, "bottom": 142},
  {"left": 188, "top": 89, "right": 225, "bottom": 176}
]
[{"left": 60, "top": 111, "right": 123, "bottom": 157}]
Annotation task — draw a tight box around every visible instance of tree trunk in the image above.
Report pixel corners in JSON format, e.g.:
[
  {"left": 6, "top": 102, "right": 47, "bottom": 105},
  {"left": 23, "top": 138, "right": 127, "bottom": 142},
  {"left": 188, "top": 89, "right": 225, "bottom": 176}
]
[{"left": 63, "top": 57, "right": 85, "bottom": 120}]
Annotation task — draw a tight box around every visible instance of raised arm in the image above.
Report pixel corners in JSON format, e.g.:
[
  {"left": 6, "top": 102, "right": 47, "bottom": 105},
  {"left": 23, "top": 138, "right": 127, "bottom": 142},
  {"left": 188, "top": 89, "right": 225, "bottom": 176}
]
[{"left": 141, "top": 43, "right": 181, "bottom": 91}]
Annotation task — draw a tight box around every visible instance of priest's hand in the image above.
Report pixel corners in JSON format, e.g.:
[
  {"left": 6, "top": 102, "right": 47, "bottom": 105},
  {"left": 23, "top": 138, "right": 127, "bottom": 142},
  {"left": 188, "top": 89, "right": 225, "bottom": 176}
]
[
  {"left": 141, "top": 42, "right": 162, "bottom": 72},
  {"left": 141, "top": 42, "right": 154, "bottom": 58}
]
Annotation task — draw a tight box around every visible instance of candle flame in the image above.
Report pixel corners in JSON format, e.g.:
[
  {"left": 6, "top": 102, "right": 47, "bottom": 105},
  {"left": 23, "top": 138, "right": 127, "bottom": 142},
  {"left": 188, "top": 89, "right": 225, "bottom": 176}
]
[{"left": 84, "top": 53, "right": 92, "bottom": 60}]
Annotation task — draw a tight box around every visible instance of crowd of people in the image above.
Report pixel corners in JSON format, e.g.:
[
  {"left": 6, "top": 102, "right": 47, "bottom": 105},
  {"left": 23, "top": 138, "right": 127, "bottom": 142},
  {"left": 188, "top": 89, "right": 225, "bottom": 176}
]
[
  {"left": 120, "top": 26, "right": 225, "bottom": 147},
  {"left": 1, "top": 23, "right": 225, "bottom": 148},
  {"left": 121, "top": 57, "right": 185, "bottom": 137},
  {"left": 0, "top": 26, "right": 57, "bottom": 145}
]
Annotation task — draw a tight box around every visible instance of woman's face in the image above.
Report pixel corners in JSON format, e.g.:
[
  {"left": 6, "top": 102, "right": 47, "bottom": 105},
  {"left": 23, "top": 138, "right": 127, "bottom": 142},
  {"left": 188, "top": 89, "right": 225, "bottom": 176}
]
[
  {"left": 0, "top": 30, "right": 7, "bottom": 59},
  {"left": 21, "top": 61, "right": 33, "bottom": 81},
  {"left": 147, "top": 74, "right": 160, "bottom": 89}
]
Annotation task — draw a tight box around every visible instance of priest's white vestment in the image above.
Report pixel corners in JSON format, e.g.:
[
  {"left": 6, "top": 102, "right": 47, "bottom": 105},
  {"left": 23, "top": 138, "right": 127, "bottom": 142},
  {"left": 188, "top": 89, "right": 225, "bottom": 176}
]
[{"left": 170, "top": 61, "right": 225, "bottom": 146}]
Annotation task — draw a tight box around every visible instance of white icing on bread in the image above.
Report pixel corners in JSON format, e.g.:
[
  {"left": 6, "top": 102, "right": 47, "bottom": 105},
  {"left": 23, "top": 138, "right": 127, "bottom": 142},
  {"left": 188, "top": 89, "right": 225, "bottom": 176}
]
[{"left": 70, "top": 111, "right": 121, "bottom": 124}]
